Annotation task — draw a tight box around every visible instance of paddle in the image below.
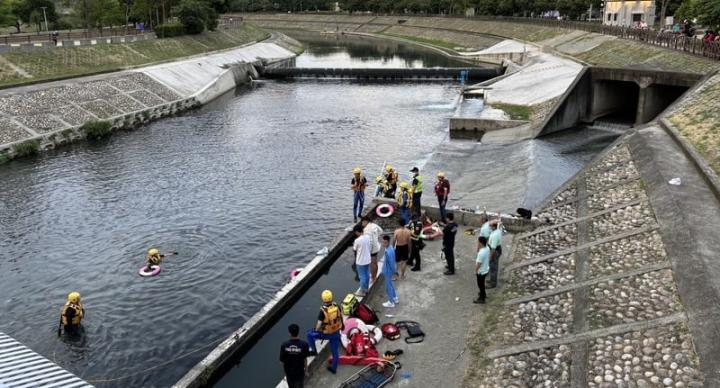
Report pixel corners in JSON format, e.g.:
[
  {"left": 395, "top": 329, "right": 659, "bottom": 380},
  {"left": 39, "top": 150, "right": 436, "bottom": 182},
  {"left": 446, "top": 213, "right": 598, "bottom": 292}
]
[
  {"left": 160, "top": 252, "right": 179, "bottom": 258},
  {"left": 57, "top": 318, "right": 62, "bottom": 336}
]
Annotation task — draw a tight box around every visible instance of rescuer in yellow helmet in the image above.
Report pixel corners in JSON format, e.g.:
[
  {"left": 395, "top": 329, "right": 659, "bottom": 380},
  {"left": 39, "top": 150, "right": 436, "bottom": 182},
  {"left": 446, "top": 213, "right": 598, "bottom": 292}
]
[
  {"left": 59, "top": 291, "right": 84, "bottom": 335},
  {"left": 374, "top": 175, "right": 389, "bottom": 198},
  {"left": 351, "top": 167, "right": 367, "bottom": 223},
  {"left": 144, "top": 248, "right": 177, "bottom": 272},
  {"left": 307, "top": 290, "right": 343, "bottom": 374},
  {"left": 384, "top": 165, "right": 398, "bottom": 197},
  {"left": 396, "top": 181, "right": 413, "bottom": 226}
]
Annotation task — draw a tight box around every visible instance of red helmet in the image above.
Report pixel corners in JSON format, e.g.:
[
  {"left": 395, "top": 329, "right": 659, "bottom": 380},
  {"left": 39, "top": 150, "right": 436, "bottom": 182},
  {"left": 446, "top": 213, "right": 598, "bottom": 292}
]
[{"left": 381, "top": 323, "right": 400, "bottom": 340}]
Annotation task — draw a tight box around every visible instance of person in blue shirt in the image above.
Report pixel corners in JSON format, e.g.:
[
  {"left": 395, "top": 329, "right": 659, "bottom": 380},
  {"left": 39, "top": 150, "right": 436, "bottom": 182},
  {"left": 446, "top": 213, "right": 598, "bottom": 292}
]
[
  {"left": 380, "top": 235, "right": 399, "bottom": 308},
  {"left": 475, "top": 236, "right": 490, "bottom": 304}
]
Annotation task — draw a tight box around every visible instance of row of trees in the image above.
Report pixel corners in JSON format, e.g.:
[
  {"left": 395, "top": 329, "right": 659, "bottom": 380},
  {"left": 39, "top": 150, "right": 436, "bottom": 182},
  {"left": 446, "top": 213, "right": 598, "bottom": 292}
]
[{"left": 0, "top": 0, "right": 223, "bottom": 34}]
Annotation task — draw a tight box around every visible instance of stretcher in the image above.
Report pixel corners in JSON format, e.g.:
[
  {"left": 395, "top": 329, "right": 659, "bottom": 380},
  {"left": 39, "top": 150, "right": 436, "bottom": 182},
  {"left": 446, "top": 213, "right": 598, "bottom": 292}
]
[{"left": 338, "top": 360, "right": 399, "bottom": 388}]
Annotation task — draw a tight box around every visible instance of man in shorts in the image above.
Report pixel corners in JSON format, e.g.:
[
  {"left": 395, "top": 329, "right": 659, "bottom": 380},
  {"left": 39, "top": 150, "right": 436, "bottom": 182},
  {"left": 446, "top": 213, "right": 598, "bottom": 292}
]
[{"left": 393, "top": 224, "right": 411, "bottom": 279}]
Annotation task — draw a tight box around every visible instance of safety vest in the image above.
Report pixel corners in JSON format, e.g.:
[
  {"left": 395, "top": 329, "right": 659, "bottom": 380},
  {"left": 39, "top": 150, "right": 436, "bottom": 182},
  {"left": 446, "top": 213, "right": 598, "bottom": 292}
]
[
  {"left": 61, "top": 302, "right": 84, "bottom": 326},
  {"left": 412, "top": 175, "right": 423, "bottom": 193},
  {"left": 386, "top": 171, "right": 398, "bottom": 185},
  {"left": 397, "top": 190, "right": 412, "bottom": 208},
  {"left": 321, "top": 303, "right": 342, "bottom": 334},
  {"left": 147, "top": 254, "right": 162, "bottom": 265},
  {"left": 352, "top": 175, "right": 367, "bottom": 192}
]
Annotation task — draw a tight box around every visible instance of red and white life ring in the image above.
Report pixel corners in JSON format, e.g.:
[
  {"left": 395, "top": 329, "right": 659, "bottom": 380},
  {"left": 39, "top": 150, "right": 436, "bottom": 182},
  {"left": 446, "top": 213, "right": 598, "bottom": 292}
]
[
  {"left": 421, "top": 224, "right": 443, "bottom": 240},
  {"left": 375, "top": 204, "right": 395, "bottom": 218}
]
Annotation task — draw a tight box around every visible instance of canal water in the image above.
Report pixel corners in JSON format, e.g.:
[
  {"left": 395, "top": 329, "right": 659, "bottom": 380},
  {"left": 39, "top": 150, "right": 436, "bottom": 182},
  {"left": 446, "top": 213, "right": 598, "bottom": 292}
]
[{"left": 0, "top": 33, "right": 617, "bottom": 387}]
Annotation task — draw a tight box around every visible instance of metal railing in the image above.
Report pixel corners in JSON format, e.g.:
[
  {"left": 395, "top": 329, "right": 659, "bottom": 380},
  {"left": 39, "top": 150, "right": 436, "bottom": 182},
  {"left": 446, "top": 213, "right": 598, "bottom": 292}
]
[
  {"left": 0, "top": 26, "right": 152, "bottom": 45},
  {"left": 475, "top": 16, "right": 720, "bottom": 60}
]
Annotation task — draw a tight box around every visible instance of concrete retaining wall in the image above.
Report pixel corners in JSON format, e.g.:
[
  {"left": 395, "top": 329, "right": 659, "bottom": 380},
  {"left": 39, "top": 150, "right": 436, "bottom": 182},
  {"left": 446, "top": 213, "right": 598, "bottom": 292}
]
[
  {"left": 0, "top": 37, "right": 298, "bottom": 163},
  {"left": 450, "top": 117, "right": 529, "bottom": 131}
]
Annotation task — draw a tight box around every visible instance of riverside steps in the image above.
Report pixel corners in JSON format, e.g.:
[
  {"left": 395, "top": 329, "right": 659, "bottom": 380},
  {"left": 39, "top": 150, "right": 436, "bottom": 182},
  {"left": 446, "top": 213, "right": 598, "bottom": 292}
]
[{"left": 261, "top": 66, "right": 501, "bottom": 81}]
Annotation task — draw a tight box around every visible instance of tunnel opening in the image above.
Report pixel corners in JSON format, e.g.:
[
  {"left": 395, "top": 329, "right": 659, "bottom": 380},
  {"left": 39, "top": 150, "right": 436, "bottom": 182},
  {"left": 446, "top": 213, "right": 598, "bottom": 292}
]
[{"left": 590, "top": 80, "right": 640, "bottom": 127}]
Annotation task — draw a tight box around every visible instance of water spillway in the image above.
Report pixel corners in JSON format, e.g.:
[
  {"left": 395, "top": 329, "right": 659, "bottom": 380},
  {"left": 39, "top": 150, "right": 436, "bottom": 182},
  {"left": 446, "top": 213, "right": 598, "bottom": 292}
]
[{"left": 261, "top": 67, "right": 501, "bottom": 81}]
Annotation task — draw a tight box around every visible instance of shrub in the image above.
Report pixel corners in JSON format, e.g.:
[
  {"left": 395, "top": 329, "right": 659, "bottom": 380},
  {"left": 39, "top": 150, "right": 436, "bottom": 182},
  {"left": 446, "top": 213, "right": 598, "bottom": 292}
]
[
  {"left": 13, "top": 139, "right": 40, "bottom": 157},
  {"left": 156, "top": 23, "right": 186, "bottom": 38},
  {"left": 82, "top": 120, "right": 113, "bottom": 140},
  {"left": 178, "top": 0, "right": 219, "bottom": 35}
]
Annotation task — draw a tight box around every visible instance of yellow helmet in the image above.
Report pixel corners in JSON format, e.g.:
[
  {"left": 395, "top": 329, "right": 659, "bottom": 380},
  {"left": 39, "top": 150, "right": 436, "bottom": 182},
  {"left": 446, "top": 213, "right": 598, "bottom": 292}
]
[
  {"left": 437, "top": 172, "right": 445, "bottom": 178},
  {"left": 400, "top": 181, "right": 409, "bottom": 189},
  {"left": 352, "top": 167, "right": 361, "bottom": 174},
  {"left": 321, "top": 289, "right": 333, "bottom": 303},
  {"left": 385, "top": 165, "right": 393, "bottom": 172},
  {"left": 376, "top": 176, "right": 383, "bottom": 183},
  {"left": 68, "top": 291, "right": 81, "bottom": 303},
  {"left": 148, "top": 248, "right": 159, "bottom": 256}
]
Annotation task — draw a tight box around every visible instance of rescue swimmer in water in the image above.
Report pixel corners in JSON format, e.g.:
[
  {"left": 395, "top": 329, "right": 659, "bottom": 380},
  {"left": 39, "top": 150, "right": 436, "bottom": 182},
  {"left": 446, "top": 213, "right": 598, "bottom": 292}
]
[
  {"left": 59, "top": 291, "right": 84, "bottom": 335},
  {"left": 143, "top": 248, "right": 178, "bottom": 274}
]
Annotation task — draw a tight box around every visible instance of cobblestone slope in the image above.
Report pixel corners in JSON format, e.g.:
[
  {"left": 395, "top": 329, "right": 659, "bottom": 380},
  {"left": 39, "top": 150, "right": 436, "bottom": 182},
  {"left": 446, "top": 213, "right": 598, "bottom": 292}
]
[{"left": 467, "top": 141, "right": 705, "bottom": 388}]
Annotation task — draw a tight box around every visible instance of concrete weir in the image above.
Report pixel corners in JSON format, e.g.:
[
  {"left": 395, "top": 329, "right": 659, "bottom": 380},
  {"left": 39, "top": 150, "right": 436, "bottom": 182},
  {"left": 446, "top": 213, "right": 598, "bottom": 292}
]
[
  {"left": 0, "top": 34, "right": 300, "bottom": 162},
  {"left": 261, "top": 66, "right": 501, "bottom": 81}
]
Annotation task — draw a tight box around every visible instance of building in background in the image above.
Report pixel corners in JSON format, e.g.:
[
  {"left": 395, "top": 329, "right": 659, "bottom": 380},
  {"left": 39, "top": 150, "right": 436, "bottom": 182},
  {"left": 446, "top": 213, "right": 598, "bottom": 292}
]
[{"left": 602, "top": 0, "right": 656, "bottom": 27}]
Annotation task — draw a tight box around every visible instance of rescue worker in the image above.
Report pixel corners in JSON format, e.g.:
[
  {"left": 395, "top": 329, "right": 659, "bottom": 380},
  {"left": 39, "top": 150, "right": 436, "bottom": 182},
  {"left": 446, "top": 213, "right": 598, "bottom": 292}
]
[
  {"left": 384, "top": 165, "right": 398, "bottom": 198},
  {"left": 374, "top": 176, "right": 388, "bottom": 198},
  {"left": 410, "top": 167, "right": 423, "bottom": 218},
  {"left": 351, "top": 167, "right": 367, "bottom": 223},
  {"left": 409, "top": 216, "right": 424, "bottom": 272},
  {"left": 396, "top": 182, "right": 412, "bottom": 226},
  {"left": 434, "top": 172, "right": 450, "bottom": 224},
  {"left": 307, "top": 290, "right": 343, "bottom": 374},
  {"left": 60, "top": 291, "right": 84, "bottom": 335},
  {"left": 145, "top": 248, "right": 170, "bottom": 272}
]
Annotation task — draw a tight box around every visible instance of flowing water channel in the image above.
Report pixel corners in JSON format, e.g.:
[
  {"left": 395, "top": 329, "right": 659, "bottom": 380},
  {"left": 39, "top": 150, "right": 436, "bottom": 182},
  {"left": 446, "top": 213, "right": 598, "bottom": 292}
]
[{"left": 0, "top": 33, "right": 617, "bottom": 387}]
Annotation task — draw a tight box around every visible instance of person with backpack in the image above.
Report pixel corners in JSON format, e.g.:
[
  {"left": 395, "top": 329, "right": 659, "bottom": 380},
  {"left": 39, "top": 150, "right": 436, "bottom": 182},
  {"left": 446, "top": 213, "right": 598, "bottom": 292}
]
[
  {"left": 442, "top": 213, "right": 458, "bottom": 275},
  {"left": 280, "top": 323, "right": 309, "bottom": 388},
  {"left": 381, "top": 235, "right": 399, "bottom": 308},
  {"left": 307, "top": 290, "right": 344, "bottom": 374}
]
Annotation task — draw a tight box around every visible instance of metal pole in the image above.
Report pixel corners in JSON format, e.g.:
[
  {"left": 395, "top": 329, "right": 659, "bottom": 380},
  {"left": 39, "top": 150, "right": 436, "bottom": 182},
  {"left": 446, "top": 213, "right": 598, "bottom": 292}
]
[{"left": 41, "top": 6, "right": 48, "bottom": 32}]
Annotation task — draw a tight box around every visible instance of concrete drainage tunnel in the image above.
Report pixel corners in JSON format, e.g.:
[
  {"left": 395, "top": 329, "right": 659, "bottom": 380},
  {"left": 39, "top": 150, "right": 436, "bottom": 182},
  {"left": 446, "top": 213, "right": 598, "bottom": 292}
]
[{"left": 0, "top": 31, "right": 706, "bottom": 388}]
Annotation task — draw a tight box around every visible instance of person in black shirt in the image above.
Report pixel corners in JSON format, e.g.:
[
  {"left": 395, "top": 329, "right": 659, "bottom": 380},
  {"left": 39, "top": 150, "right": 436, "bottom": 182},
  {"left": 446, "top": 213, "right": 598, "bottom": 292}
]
[
  {"left": 280, "top": 323, "right": 310, "bottom": 388},
  {"left": 443, "top": 213, "right": 458, "bottom": 275}
]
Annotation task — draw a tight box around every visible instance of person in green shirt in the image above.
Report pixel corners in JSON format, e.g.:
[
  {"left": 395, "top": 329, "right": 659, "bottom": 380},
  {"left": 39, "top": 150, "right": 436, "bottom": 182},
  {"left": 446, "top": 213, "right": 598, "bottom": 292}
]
[
  {"left": 487, "top": 221, "right": 503, "bottom": 289},
  {"left": 475, "top": 236, "right": 490, "bottom": 304}
]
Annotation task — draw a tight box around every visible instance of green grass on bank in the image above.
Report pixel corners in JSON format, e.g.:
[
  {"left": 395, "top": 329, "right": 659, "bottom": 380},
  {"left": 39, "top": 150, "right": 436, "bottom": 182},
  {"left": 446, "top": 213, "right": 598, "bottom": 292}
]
[
  {"left": 668, "top": 76, "right": 720, "bottom": 174},
  {"left": 0, "top": 24, "right": 270, "bottom": 87},
  {"left": 489, "top": 102, "right": 532, "bottom": 120}
]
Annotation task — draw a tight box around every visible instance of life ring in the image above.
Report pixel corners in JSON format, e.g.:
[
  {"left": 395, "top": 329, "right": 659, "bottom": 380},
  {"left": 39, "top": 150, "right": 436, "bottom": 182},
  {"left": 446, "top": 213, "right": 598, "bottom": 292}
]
[
  {"left": 139, "top": 265, "right": 161, "bottom": 277},
  {"left": 341, "top": 324, "right": 383, "bottom": 350},
  {"left": 367, "top": 324, "right": 383, "bottom": 345},
  {"left": 290, "top": 268, "right": 303, "bottom": 280},
  {"left": 376, "top": 204, "right": 395, "bottom": 218},
  {"left": 421, "top": 225, "right": 443, "bottom": 240}
]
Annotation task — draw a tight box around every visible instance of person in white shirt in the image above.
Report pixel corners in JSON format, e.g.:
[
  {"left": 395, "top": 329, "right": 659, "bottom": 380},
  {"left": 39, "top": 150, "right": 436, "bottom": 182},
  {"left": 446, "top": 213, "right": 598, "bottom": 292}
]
[
  {"left": 352, "top": 225, "right": 372, "bottom": 297},
  {"left": 362, "top": 217, "right": 383, "bottom": 283}
]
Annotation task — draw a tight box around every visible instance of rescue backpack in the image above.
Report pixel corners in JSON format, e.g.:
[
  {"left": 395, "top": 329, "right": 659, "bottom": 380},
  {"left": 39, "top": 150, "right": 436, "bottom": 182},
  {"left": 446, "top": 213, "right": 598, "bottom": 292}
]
[
  {"left": 353, "top": 302, "right": 379, "bottom": 325},
  {"left": 396, "top": 321, "right": 425, "bottom": 343}
]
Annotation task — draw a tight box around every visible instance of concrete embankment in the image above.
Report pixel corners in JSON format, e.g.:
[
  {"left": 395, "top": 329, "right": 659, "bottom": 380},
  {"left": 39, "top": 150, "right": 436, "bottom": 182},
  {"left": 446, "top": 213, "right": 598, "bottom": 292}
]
[{"left": 0, "top": 33, "right": 301, "bottom": 163}]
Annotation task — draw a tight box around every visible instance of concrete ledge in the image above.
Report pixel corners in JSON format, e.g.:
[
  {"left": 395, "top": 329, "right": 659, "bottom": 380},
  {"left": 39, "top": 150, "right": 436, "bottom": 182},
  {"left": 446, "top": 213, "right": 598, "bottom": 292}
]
[
  {"left": 449, "top": 117, "right": 528, "bottom": 132},
  {"left": 371, "top": 197, "right": 542, "bottom": 233}
]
